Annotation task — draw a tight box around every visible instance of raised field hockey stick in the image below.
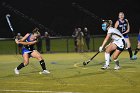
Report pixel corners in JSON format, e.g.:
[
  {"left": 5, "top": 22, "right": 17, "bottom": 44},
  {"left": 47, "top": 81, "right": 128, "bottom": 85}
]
[
  {"left": 83, "top": 51, "right": 100, "bottom": 66},
  {"left": 6, "top": 14, "right": 17, "bottom": 54},
  {"left": 5, "top": 14, "right": 15, "bottom": 37}
]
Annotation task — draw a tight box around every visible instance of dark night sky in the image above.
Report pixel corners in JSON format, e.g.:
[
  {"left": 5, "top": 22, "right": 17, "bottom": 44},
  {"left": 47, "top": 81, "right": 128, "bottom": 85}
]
[{"left": 0, "top": 0, "right": 140, "bottom": 37}]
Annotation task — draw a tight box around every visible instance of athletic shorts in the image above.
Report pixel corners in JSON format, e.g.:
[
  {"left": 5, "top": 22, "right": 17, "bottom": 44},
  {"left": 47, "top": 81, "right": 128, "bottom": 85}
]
[
  {"left": 113, "top": 39, "right": 125, "bottom": 51},
  {"left": 138, "top": 34, "right": 140, "bottom": 42},
  {"left": 123, "top": 34, "right": 129, "bottom": 38},
  {"left": 22, "top": 48, "right": 32, "bottom": 56}
]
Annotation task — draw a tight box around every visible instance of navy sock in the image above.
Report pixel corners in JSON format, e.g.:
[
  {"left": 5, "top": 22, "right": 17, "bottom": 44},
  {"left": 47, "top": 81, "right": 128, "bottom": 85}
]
[
  {"left": 17, "top": 63, "right": 25, "bottom": 70},
  {"left": 134, "top": 48, "right": 140, "bottom": 55},
  {"left": 40, "top": 60, "right": 46, "bottom": 70},
  {"left": 127, "top": 47, "right": 133, "bottom": 58}
]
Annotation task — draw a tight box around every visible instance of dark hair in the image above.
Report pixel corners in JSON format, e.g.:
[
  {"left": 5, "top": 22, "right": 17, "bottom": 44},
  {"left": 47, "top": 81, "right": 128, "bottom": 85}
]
[{"left": 32, "top": 28, "right": 40, "bottom": 35}]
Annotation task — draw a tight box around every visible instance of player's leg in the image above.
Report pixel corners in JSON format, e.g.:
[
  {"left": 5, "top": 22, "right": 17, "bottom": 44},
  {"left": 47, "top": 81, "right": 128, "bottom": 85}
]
[
  {"left": 14, "top": 53, "right": 29, "bottom": 74},
  {"left": 31, "top": 50, "right": 50, "bottom": 74},
  {"left": 125, "top": 38, "right": 133, "bottom": 59},
  {"left": 101, "top": 43, "right": 116, "bottom": 69},
  {"left": 105, "top": 42, "right": 114, "bottom": 61},
  {"left": 81, "top": 39, "right": 84, "bottom": 52},
  {"left": 112, "top": 49, "right": 122, "bottom": 70},
  {"left": 133, "top": 41, "right": 140, "bottom": 59}
]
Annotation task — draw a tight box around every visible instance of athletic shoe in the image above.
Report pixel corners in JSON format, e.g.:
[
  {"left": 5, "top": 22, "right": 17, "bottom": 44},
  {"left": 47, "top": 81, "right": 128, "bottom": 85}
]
[
  {"left": 114, "top": 65, "right": 120, "bottom": 70},
  {"left": 14, "top": 68, "right": 19, "bottom": 75},
  {"left": 133, "top": 55, "right": 137, "bottom": 60},
  {"left": 41, "top": 70, "right": 50, "bottom": 74},
  {"left": 130, "top": 57, "right": 135, "bottom": 60},
  {"left": 101, "top": 65, "right": 110, "bottom": 70}
]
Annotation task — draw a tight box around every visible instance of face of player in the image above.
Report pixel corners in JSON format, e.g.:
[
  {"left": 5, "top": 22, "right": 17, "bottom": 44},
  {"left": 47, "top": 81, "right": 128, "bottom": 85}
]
[
  {"left": 119, "top": 12, "right": 124, "bottom": 20},
  {"left": 32, "top": 33, "right": 39, "bottom": 40}
]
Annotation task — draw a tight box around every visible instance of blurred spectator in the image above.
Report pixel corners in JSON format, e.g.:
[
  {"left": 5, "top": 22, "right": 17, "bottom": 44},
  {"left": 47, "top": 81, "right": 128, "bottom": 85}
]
[
  {"left": 45, "top": 32, "right": 51, "bottom": 53},
  {"left": 72, "top": 28, "right": 78, "bottom": 52},
  {"left": 84, "top": 27, "right": 90, "bottom": 51},
  {"left": 77, "top": 28, "right": 84, "bottom": 52},
  {"left": 16, "top": 33, "right": 23, "bottom": 54},
  {"left": 36, "top": 34, "right": 43, "bottom": 53}
]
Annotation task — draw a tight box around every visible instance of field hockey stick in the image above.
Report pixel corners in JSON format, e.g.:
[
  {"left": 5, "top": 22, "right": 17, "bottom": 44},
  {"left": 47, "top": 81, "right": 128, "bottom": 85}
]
[
  {"left": 83, "top": 51, "right": 100, "bottom": 66},
  {"left": 6, "top": 14, "right": 18, "bottom": 54},
  {"left": 5, "top": 14, "right": 15, "bottom": 38}
]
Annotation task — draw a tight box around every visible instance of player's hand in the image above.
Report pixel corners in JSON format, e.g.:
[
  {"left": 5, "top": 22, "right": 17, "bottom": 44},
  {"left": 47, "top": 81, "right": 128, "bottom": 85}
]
[
  {"left": 99, "top": 46, "right": 103, "bottom": 52},
  {"left": 15, "top": 39, "right": 19, "bottom": 44}
]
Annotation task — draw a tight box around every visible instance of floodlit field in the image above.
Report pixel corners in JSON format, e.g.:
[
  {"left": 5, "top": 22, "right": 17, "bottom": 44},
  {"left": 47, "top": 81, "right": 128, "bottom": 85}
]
[{"left": 0, "top": 52, "right": 140, "bottom": 93}]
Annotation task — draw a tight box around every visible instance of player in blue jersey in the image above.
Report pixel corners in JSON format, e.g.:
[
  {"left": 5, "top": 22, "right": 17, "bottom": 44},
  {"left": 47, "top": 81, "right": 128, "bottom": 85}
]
[
  {"left": 133, "top": 29, "right": 140, "bottom": 59},
  {"left": 14, "top": 28, "right": 50, "bottom": 74},
  {"left": 114, "top": 12, "right": 134, "bottom": 60}
]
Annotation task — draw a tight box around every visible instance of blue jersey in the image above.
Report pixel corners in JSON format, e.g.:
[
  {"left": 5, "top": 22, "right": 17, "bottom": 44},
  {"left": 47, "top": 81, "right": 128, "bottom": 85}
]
[
  {"left": 22, "top": 34, "right": 35, "bottom": 55},
  {"left": 117, "top": 19, "right": 128, "bottom": 38}
]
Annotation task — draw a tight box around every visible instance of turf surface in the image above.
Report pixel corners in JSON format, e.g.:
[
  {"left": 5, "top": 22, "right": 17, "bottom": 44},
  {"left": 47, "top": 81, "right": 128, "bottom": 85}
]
[{"left": 0, "top": 52, "right": 140, "bottom": 93}]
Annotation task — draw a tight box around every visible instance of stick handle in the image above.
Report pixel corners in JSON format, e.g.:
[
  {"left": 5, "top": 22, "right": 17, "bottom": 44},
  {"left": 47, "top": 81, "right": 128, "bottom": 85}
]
[{"left": 90, "top": 51, "right": 100, "bottom": 60}]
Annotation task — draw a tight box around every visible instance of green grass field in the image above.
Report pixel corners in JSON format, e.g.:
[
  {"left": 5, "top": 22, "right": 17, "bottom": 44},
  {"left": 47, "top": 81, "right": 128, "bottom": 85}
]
[{"left": 0, "top": 52, "right": 140, "bottom": 93}]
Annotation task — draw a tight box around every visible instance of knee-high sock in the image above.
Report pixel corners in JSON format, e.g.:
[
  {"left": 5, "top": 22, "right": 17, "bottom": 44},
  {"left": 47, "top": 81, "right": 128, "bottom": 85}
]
[
  {"left": 40, "top": 60, "right": 46, "bottom": 70},
  {"left": 17, "top": 63, "right": 25, "bottom": 70},
  {"left": 105, "top": 52, "right": 110, "bottom": 66},
  {"left": 134, "top": 48, "right": 140, "bottom": 55},
  {"left": 127, "top": 47, "right": 133, "bottom": 58},
  {"left": 114, "top": 59, "right": 119, "bottom": 66}
]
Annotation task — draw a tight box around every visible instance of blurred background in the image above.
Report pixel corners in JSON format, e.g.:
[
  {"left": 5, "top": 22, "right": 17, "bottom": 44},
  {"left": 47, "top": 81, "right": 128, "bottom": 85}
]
[
  {"left": 0, "top": 0, "right": 139, "bottom": 54},
  {"left": 0, "top": 0, "right": 140, "bottom": 36}
]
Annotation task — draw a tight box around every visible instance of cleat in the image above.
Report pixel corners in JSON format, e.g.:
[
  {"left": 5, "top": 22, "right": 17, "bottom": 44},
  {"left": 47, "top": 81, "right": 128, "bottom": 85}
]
[
  {"left": 130, "top": 57, "right": 135, "bottom": 60},
  {"left": 14, "top": 68, "right": 19, "bottom": 75},
  {"left": 132, "top": 55, "right": 137, "bottom": 60},
  {"left": 101, "top": 65, "right": 110, "bottom": 70},
  {"left": 114, "top": 65, "right": 120, "bottom": 70},
  {"left": 40, "top": 70, "right": 50, "bottom": 74}
]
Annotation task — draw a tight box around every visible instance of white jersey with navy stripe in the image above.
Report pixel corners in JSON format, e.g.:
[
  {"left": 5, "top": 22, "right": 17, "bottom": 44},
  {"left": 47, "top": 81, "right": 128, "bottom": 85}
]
[
  {"left": 108, "top": 27, "right": 124, "bottom": 41},
  {"left": 108, "top": 27, "right": 125, "bottom": 50}
]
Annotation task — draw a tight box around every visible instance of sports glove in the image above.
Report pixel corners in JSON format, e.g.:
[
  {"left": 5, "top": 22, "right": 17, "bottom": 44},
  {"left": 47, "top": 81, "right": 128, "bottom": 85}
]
[{"left": 99, "top": 46, "right": 103, "bottom": 52}]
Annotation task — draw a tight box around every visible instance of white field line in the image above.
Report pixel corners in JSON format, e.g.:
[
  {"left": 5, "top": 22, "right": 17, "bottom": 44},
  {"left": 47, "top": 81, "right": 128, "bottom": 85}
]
[
  {"left": 73, "top": 63, "right": 88, "bottom": 69},
  {"left": 0, "top": 89, "right": 80, "bottom": 93}
]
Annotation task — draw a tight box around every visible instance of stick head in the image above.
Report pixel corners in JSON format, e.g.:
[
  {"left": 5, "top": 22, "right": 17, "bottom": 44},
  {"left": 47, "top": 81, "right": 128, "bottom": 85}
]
[
  {"left": 6, "top": 14, "right": 10, "bottom": 17},
  {"left": 83, "top": 61, "right": 87, "bottom": 66}
]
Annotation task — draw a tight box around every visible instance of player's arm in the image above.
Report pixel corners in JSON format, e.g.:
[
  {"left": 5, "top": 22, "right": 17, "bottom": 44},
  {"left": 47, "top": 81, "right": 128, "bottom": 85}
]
[
  {"left": 19, "top": 33, "right": 30, "bottom": 42},
  {"left": 122, "top": 19, "right": 130, "bottom": 34},
  {"left": 99, "top": 34, "right": 111, "bottom": 52},
  {"left": 15, "top": 39, "right": 37, "bottom": 45},
  {"left": 114, "top": 21, "right": 119, "bottom": 28},
  {"left": 101, "top": 34, "right": 111, "bottom": 48}
]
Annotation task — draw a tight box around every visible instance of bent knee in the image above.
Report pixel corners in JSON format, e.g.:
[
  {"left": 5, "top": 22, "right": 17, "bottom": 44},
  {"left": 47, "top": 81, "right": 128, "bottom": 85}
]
[
  {"left": 37, "top": 56, "right": 43, "bottom": 61},
  {"left": 112, "top": 56, "right": 118, "bottom": 60},
  {"left": 23, "top": 61, "right": 29, "bottom": 66}
]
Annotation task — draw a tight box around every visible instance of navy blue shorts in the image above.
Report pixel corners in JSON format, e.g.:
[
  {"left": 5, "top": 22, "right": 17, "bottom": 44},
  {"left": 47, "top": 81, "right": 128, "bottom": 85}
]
[
  {"left": 123, "top": 34, "right": 129, "bottom": 38},
  {"left": 138, "top": 34, "right": 140, "bottom": 42},
  {"left": 22, "top": 48, "right": 32, "bottom": 56}
]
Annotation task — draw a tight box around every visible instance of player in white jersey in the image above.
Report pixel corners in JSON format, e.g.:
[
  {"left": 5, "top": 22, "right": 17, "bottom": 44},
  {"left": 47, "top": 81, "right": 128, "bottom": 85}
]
[{"left": 99, "top": 20, "right": 125, "bottom": 70}]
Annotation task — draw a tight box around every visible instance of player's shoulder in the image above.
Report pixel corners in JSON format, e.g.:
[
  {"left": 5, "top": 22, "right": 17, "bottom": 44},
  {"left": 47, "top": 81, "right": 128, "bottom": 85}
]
[
  {"left": 108, "top": 27, "right": 114, "bottom": 33},
  {"left": 125, "top": 19, "right": 129, "bottom": 22},
  {"left": 115, "top": 20, "right": 119, "bottom": 24}
]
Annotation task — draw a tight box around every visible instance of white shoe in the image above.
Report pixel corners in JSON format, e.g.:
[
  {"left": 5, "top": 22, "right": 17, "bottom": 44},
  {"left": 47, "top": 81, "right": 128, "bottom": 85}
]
[
  {"left": 133, "top": 55, "right": 137, "bottom": 60},
  {"left": 40, "top": 70, "right": 50, "bottom": 74},
  {"left": 14, "top": 68, "right": 19, "bottom": 74},
  {"left": 114, "top": 65, "right": 120, "bottom": 70},
  {"left": 101, "top": 65, "right": 110, "bottom": 70}
]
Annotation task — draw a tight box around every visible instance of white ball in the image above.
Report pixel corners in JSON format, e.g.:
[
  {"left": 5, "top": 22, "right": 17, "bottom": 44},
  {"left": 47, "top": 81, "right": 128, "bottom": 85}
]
[{"left": 39, "top": 72, "right": 42, "bottom": 74}]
